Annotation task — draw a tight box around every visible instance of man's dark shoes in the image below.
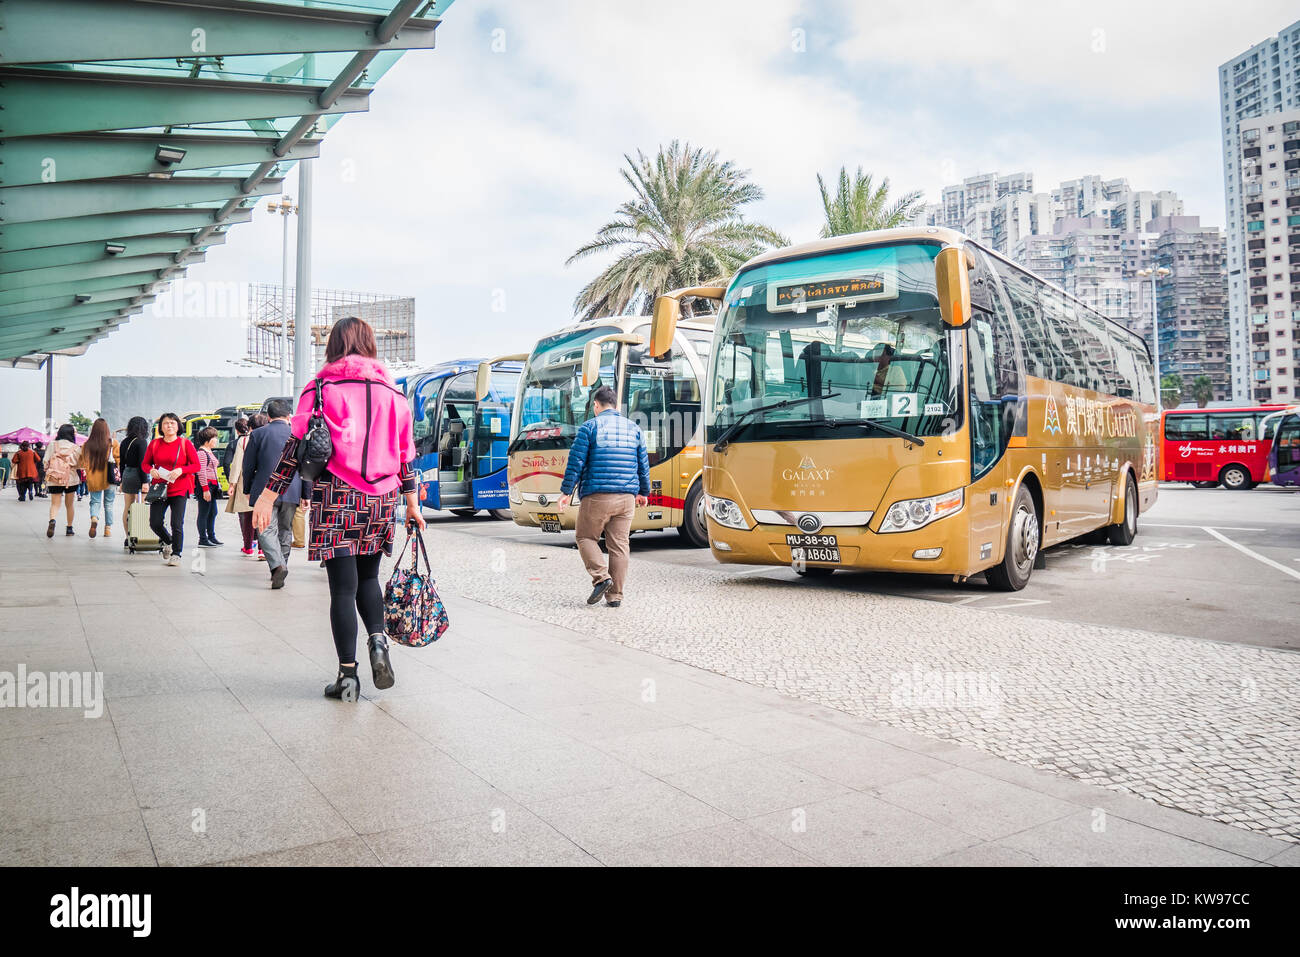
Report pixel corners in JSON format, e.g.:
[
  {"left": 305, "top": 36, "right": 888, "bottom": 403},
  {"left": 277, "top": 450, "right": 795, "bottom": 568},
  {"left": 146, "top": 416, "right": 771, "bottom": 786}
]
[
  {"left": 368, "top": 632, "right": 395, "bottom": 690},
  {"left": 324, "top": 663, "right": 360, "bottom": 701},
  {"left": 587, "top": 578, "right": 613, "bottom": 605},
  {"left": 270, "top": 565, "right": 288, "bottom": 589},
  {"left": 606, "top": 600, "right": 622, "bottom": 607}
]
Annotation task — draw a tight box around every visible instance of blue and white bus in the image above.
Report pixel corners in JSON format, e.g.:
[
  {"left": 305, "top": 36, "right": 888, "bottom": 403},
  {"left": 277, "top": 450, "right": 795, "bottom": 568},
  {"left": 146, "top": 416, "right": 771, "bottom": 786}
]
[{"left": 400, "top": 357, "right": 523, "bottom": 518}]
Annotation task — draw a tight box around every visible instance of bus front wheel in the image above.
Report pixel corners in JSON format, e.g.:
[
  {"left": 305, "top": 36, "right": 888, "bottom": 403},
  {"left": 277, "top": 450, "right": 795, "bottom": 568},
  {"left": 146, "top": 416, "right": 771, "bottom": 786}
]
[
  {"left": 986, "top": 485, "right": 1039, "bottom": 592},
  {"left": 489, "top": 509, "right": 512, "bottom": 521},
  {"left": 678, "top": 482, "right": 709, "bottom": 548},
  {"left": 1219, "top": 464, "right": 1252, "bottom": 490},
  {"left": 450, "top": 508, "right": 478, "bottom": 517},
  {"left": 1106, "top": 479, "right": 1138, "bottom": 546}
]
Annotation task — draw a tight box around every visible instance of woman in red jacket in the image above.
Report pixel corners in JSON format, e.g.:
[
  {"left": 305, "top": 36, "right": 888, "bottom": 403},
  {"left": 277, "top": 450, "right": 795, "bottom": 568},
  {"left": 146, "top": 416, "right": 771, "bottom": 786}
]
[{"left": 140, "top": 412, "right": 200, "bottom": 567}]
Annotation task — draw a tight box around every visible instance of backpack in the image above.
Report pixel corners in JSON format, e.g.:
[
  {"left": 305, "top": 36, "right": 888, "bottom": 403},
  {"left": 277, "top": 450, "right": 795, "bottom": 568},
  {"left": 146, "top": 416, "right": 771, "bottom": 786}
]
[{"left": 46, "top": 443, "right": 79, "bottom": 486}]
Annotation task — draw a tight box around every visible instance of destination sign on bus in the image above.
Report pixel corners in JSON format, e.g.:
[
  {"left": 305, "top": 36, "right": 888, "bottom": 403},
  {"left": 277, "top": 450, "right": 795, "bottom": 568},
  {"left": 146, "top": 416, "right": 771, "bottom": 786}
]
[{"left": 769, "top": 271, "right": 897, "bottom": 312}]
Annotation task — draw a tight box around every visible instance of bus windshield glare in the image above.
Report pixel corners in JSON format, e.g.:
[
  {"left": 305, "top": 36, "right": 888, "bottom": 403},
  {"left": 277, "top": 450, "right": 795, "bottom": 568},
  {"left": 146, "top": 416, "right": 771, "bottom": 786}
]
[
  {"left": 513, "top": 324, "right": 620, "bottom": 452},
  {"left": 707, "top": 243, "right": 961, "bottom": 443}
]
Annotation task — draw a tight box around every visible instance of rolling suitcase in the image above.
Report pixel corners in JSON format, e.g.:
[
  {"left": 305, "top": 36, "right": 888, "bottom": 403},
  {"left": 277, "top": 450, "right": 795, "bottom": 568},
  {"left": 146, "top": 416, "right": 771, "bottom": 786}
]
[{"left": 126, "top": 502, "right": 160, "bottom": 554}]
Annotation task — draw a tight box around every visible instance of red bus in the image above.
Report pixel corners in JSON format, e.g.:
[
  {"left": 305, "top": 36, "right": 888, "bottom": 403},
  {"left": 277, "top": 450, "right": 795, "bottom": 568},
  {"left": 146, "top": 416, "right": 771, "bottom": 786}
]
[{"left": 1160, "top": 404, "right": 1290, "bottom": 489}]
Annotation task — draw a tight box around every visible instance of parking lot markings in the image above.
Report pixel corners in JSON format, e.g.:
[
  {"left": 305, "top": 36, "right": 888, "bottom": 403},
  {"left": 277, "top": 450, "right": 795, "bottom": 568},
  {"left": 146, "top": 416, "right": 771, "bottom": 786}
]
[{"left": 1202, "top": 527, "right": 1300, "bottom": 583}]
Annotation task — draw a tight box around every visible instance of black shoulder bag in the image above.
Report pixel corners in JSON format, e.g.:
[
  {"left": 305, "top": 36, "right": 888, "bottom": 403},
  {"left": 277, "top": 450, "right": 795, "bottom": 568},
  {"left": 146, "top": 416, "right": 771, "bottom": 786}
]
[{"left": 296, "top": 379, "right": 333, "bottom": 481}]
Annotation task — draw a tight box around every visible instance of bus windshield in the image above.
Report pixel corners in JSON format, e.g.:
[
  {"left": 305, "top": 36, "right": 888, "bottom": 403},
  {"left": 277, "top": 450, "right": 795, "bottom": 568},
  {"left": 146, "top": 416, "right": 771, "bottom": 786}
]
[
  {"left": 707, "top": 242, "right": 961, "bottom": 442},
  {"left": 513, "top": 325, "right": 620, "bottom": 452}
]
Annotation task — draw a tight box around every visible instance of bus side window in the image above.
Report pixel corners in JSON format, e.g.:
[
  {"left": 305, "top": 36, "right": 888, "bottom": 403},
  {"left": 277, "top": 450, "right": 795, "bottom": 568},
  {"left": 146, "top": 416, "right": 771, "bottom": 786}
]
[
  {"left": 1165, "top": 414, "right": 1208, "bottom": 441},
  {"left": 1112, "top": 338, "right": 1139, "bottom": 399},
  {"left": 1001, "top": 268, "right": 1054, "bottom": 381}
]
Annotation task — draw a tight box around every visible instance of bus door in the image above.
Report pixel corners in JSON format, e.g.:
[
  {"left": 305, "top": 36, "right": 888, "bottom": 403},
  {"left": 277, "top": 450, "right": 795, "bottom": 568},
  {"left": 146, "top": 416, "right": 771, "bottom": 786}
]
[
  {"left": 409, "top": 374, "right": 444, "bottom": 510},
  {"left": 965, "top": 296, "right": 1020, "bottom": 569},
  {"left": 469, "top": 382, "right": 512, "bottom": 509},
  {"left": 624, "top": 335, "right": 702, "bottom": 528},
  {"left": 1273, "top": 415, "right": 1300, "bottom": 486},
  {"left": 435, "top": 372, "right": 479, "bottom": 510}
]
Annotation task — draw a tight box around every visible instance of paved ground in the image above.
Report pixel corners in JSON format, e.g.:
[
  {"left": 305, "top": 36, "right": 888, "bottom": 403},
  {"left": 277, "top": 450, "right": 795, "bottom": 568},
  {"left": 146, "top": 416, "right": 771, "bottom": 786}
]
[
  {"left": 0, "top": 489, "right": 1296, "bottom": 866},
  {"left": 445, "top": 485, "right": 1300, "bottom": 651},
  {"left": 424, "top": 484, "right": 1300, "bottom": 844}
]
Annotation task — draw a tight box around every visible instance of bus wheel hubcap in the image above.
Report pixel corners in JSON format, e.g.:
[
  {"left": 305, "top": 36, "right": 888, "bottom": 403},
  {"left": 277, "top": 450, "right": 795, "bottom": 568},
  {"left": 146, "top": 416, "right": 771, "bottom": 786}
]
[{"left": 1015, "top": 508, "right": 1037, "bottom": 568}]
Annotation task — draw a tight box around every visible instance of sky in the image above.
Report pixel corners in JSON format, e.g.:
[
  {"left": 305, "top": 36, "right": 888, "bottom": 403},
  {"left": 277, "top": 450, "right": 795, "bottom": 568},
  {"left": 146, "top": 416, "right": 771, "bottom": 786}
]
[{"left": 4, "top": 0, "right": 1298, "bottom": 430}]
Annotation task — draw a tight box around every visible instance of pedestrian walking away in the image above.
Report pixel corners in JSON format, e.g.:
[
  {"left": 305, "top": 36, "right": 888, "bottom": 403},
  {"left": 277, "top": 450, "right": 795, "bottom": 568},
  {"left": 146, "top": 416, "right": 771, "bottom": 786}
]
[
  {"left": 141, "top": 412, "right": 200, "bottom": 566},
  {"left": 43, "top": 425, "right": 83, "bottom": 538},
  {"left": 242, "top": 400, "right": 308, "bottom": 587},
  {"left": 117, "top": 416, "right": 150, "bottom": 547},
  {"left": 13, "top": 442, "right": 39, "bottom": 501},
  {"left": 194, "top": 427, "right": 224, "bottom": 548},
  {"left": 252, "top": 315, "right": 423, "bottom": 702},
  {"left": 556, "top": 384, "right": 650, "bottom": 608},
  {"left": 223, "top": 417, "right": 257, "bottom": 555},
  {"left": 82, "top": 418, "right": 120, "bottom": 539},
  {"left": 33, "top": 443, "right": 48, "bottom": 496},
  {"left": 0, "top": 452, "right": 11, "bottom": 491}
]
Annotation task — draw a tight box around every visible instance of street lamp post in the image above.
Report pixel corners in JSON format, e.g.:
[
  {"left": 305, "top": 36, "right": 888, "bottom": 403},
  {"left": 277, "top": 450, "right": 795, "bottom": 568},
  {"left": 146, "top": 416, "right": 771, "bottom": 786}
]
[
  {"left": 1137, "top": 265, "right": 1172, "bottom": 411},
  {"left": 266, "top": 195, "right": 298, "bottom": 394}
]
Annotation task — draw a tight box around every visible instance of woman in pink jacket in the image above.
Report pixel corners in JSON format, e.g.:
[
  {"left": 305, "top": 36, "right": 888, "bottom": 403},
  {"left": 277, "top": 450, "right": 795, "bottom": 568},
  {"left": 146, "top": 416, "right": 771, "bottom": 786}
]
[{"left": 252, "top": 316, "right": 425, "bottom": 702}]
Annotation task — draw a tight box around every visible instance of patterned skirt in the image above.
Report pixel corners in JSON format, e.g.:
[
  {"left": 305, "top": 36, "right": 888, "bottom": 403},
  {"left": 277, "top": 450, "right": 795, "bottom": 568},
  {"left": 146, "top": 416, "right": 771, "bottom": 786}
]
[{"left": 306, "top": 470, "right": 399, "bottom": 562}]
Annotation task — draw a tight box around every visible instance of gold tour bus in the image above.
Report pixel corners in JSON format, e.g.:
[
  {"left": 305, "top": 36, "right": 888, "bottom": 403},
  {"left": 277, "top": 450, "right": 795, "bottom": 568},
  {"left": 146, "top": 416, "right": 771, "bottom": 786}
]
[
  {"left": 487, "top": 314, "right": 716, "bottom": 546},
  {"left": 650, "top": 226, "right": 1159, "bottom": 590}
]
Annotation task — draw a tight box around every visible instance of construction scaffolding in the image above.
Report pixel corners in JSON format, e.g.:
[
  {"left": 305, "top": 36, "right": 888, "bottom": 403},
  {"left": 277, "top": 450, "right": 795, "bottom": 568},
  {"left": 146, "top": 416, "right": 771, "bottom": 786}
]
[{"left": 245, "top": 284, "right": 416, "bottom": 377}]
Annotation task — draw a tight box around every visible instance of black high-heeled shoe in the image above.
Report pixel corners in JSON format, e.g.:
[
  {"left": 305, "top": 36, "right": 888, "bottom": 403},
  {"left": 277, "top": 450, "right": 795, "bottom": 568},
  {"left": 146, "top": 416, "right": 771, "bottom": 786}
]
[
  {"left": 323, "top": 662, "right": 360, "bottom": 702},
  {"left": 368, "top": 633, "right": 395, "bottom": 690}
]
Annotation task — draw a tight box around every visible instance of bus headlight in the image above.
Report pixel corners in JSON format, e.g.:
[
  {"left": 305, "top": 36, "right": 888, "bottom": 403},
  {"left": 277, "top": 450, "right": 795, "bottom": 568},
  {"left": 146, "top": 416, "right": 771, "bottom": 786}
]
[
  {"left": 705, "top": 494, "right": 750, "bottom": 530},
  {"left": 881, "top": 489, "right": 963, "bottom": 533}
]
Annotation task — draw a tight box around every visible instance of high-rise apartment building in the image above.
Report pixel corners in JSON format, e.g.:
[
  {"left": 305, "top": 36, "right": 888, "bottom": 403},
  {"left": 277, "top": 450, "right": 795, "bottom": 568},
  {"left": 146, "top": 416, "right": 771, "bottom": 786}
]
[
  {"left": 916, "top": 168, "right": 1222, "bottom": 397},
  {"left": 1219, "top": 19, "right": 1300, "bottom": 401},
  {"left": 1012, "top": 216, "right": 1229, "bottom": 400},
  {"left": 915, "top": 170, "right": 1182, "bottom": 256}
]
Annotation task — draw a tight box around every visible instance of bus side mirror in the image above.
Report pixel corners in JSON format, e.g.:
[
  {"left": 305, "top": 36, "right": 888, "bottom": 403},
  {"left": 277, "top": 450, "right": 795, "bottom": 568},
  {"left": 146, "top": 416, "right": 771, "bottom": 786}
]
[
  {"left": 651, "top": 295, "right": 680, "bottom": 358},
  {"left": 581, "top": 340, "right": 600, "bottom": 387},
  {"left": 475, "top": 362, "right": 491, "bottom": 401},
  {"left": 935, "top": 247, "right": 972, "bottom": 328}
]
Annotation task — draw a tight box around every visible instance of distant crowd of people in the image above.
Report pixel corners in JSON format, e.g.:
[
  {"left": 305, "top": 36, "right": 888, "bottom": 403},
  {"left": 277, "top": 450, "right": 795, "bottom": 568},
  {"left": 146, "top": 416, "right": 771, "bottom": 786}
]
[
  {"left": 6, "top": 316, "right": 428, "bottom": 702},
  {"left": 6, "top": 314, "right": 652, "bottom": 704}
]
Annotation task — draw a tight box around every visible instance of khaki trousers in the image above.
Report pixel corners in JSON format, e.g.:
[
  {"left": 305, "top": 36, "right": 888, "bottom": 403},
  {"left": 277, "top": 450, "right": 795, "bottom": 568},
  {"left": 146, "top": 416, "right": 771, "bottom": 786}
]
[
  {"left": 574, "top": 492, "right": 635, "bottom": 602},
  {"left": 292, "top": 503, "right": 307, "bottom": 548}
]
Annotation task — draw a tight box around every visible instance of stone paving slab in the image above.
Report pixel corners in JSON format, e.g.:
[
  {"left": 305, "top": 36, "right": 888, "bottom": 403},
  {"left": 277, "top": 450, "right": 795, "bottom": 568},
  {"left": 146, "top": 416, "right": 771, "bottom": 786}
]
[
  {"left": 0, "top": 499, "right": 1295, "bottom": 865},
  {"left": 418, "top": 523, "right": 1300, "bottom": 845}
]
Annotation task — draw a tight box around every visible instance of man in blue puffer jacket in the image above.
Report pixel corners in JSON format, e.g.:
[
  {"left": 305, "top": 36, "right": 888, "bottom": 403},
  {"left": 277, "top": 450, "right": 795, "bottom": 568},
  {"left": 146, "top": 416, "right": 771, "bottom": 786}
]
[{"left": 557, "top": 385, "right": 650, "bottom": 607}]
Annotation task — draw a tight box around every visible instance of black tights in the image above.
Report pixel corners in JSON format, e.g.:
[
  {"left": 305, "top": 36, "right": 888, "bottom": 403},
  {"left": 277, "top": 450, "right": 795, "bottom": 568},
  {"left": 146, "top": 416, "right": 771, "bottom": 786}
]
[{"left": 323, "top": 553, "right": 384, "bottom": 664}]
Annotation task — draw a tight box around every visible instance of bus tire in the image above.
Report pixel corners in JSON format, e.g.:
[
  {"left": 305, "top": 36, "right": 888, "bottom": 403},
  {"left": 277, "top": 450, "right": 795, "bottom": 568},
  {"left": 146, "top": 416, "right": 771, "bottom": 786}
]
[
  {"left": 489, "top": 509, "right": 513, "bottom": 521},
  {"left": 1218, "top": 464, "right": 1251, "bottom": 491},
  {"left": 450, "top": 508, "right": 478, "bottom": 517},
  {"left": 1106, "top": 478, "right": 1138, "bottom": 546},
  {"left": 678, "top": 482, "right": 709, "bottom": 548},
  {"left": 985, "top": 484, "right": 1039, "bottom": 592}
]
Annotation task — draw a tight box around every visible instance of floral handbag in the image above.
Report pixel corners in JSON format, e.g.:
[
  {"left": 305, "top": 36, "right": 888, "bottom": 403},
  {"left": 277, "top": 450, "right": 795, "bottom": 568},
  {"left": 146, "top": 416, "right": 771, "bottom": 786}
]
[{"left": 384, "top": 527, "right": 449, "bottom": 647}]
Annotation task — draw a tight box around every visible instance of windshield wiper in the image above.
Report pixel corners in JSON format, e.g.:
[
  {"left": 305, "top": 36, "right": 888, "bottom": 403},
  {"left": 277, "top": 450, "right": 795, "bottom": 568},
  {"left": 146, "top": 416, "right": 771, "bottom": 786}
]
[
  {"left": 774, "top": 416, "right": 926, "bottom": 446},
  {"left": 713, "top": 393, "right": 841, "bottom": 452}
]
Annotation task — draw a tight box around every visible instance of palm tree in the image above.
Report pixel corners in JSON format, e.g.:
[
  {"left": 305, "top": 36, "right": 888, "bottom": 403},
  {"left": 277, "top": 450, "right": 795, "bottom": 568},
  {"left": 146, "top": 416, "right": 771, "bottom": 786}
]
[
  {"left": 1192, "top": 375, "right": 1215, "bottom": 408},
  {"left": 567, "top": 142, "right": 788, "bottom": 320},
  {"left": 817, "top": 166, "right": 924, "bottom": 237},
  {"left": 1160, "top": 374, "right": 1183, "bottom": 408}
]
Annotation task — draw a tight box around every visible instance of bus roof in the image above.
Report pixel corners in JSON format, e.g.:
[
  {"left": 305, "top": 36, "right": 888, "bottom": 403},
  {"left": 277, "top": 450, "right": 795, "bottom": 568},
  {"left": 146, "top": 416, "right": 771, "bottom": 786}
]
[
  {"left": 398, "top": 358, "right": 524, "bottom": 390},
  {"left": 735, "top": 225, "right": 1148, "bottom": 355},
  {"left": 541, "top": 313, "right": 717, "bottom": 341}
]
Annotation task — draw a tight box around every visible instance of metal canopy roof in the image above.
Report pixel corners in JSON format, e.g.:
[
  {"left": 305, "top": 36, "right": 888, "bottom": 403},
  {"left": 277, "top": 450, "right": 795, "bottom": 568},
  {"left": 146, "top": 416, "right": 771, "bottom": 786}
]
[{"left": 0, "top": 0, "right": 451, "bottom": 366}]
